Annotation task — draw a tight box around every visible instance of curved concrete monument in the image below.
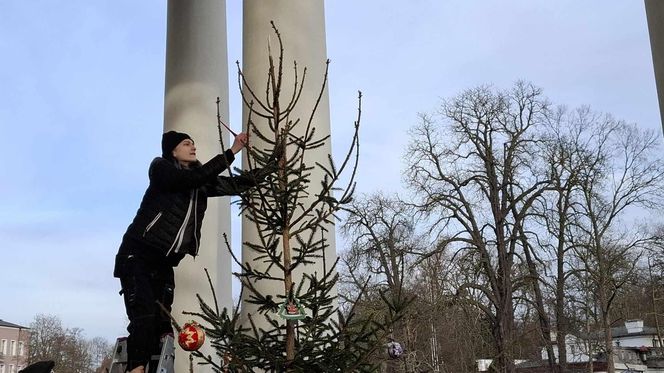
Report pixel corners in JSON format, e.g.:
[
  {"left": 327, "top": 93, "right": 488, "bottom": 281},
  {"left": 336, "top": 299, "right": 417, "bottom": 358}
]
[
  {"left": 163, "top": 1, "right": 232, "bottom": 371},
  {"left": 240, "top": 0, "right": 338, "bottom": 327},
  {"left": 646, "top": 0, "right": 664, "bottom": 134}
]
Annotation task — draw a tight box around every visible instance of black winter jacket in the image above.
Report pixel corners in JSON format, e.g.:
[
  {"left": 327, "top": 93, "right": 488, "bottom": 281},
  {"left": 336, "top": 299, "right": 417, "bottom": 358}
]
[{"left": 120, "top": 149, "right": 255, "bottom": 265}]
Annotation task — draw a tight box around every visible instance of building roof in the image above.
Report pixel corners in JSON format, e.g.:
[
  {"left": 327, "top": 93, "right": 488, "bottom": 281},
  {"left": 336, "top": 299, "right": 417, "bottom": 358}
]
[
  {"left": 611, "top": 324, "right": 659, "bottom": 338},
  {"left": 0, "top": 319, "right": 28, "bottom": 329},
  {"left": 571, "top": 321, "right": 659, "bottom": 340},
  {"left": 516, "top": 360, "right": 608, "bottom": 373}
]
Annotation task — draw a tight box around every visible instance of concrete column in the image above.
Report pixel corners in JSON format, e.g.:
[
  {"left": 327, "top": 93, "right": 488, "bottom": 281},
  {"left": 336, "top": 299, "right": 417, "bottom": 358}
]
[
  {"left": 646, "top": 0, "right": 664, "bottom": 134},
  {"left": 241, "top": 0, "right": 337, "bottom": 327},
  {"left": 164, "top": 1, "right": 231, "bottom": 371}
]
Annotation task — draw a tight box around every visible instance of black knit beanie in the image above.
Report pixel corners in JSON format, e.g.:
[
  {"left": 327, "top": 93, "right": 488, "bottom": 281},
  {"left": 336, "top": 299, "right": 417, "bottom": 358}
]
[{"left": 162, "top": 130, "right": 192, "bottom": 159}]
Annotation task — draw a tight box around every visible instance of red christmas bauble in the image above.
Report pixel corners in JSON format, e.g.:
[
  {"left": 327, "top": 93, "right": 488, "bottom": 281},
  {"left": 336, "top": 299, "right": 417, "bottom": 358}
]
[{"left": 178, "top": 322, "right": 206, "bottom": 351}]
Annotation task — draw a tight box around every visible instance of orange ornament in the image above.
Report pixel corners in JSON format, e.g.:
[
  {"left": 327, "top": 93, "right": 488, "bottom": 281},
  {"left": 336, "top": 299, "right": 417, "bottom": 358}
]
[{"left": 178, "top": 322, "right": 206, "bottom": 351}]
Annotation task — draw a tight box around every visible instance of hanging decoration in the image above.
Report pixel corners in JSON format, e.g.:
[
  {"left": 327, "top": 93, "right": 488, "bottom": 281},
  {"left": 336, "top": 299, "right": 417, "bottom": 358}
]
[
  {"left": 386, "top": 340, "right": 404, "bottom": 359},
  {"left": 178, "top": 321, "right": 206, "bottom": 351},
  {"left": 277, "top": 298, "right": 307, "bottom": 320}
]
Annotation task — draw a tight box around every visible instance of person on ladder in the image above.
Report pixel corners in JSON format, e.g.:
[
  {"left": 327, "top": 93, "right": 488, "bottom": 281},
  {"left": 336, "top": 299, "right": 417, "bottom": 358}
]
[{"left": 113, "top": 130, "right": 270, "bottom": 373}]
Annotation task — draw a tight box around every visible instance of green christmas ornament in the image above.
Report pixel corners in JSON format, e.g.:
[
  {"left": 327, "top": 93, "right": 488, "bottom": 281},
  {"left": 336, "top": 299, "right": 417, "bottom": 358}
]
[{"left": 278, "top": 298, "right": 307, "bottom": 320}]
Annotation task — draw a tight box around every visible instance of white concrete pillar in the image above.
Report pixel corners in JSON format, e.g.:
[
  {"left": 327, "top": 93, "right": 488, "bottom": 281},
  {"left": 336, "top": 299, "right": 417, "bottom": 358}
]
[
  {"left": 241, "top": 0, "right": 337, "bottom": 327},
  {"left": 646, "top": 0, "right": 664, "bottom": 134},
  {"left": 164, "top": 1, "right": 231, "bottom": 371}
]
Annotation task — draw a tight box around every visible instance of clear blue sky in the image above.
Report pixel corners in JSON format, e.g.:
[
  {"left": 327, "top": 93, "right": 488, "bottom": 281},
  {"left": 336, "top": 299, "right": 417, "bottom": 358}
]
[{"left": 0, "top": 1, "right": 660, "bottom": 343}]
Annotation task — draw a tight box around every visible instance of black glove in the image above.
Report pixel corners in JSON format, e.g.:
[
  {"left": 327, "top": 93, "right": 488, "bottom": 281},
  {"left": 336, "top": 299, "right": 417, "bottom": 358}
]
[{"left": 236, "top": 166, "right": 274, "bottom": 185}]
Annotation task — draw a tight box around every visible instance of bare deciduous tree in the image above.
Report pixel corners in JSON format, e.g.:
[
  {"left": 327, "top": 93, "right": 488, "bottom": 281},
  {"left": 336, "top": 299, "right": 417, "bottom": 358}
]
[
  {"left": 340, "top": 192, "right": 423, "bottom": 371},
  {"left": 341, "top": 193, "right": 421, "bottom": 296},
  {"left": 532, "top": 106, "right": 604, "bottom": 370},
  {"left": 336, "top": 82, "right": 664, "bottom": 372},
  {"left": 28, "top": 314, "right": 111, "bottom": 373},
  {"left": 405, "top": 82, "right": 551, "bottom": 372},
  {"left": 570, "top": 119, "right": 664, "bottom": 373}
]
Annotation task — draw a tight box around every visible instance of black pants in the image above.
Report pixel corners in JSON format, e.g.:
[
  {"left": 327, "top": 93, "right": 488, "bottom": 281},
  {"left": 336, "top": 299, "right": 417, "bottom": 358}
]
[{"left": 115, "top": 250, "right": 175, "bottom": 371}]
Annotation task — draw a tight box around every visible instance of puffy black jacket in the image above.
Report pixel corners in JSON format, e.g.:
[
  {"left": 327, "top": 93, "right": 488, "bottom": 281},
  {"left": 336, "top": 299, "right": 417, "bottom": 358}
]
[{"left": 121, "top": 149, "right": 255, "bottom": 263}]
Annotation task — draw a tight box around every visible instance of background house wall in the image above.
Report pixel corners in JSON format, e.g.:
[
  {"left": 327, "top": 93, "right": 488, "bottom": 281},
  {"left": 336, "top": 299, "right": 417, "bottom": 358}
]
[{"left": 0, "top": 321, "right": 30, "bottom": 373}]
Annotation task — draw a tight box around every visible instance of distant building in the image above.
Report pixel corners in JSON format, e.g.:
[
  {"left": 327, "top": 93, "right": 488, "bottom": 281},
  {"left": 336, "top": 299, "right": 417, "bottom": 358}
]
[
  {"left": 526, "top": 319, "right": 664, "bottom": 372},
  {"left": 0, "top": 320, "right": 30, "bottom": 373},
  {"left": 477, "top": 320, "right": 664, "bottom": 372},
  {"left": 613, "top": 319, "right": 662, "bottom": 348}
]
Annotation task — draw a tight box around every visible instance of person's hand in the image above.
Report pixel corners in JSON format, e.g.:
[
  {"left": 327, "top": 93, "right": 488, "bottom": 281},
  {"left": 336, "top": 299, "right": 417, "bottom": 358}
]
[{"left": 231, "top": 132, "right": 249, "bottom": 154}]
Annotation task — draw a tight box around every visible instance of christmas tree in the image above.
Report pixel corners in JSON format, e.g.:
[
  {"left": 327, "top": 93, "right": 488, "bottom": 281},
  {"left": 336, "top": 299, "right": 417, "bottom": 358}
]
[{"left": 182, "top": 24, "right": 410, "bottom": 372}]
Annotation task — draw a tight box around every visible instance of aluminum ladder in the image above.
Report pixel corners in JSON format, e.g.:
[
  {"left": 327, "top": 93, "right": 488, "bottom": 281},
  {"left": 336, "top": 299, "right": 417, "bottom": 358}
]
[{"left": 109, "top": 334, "right": 175, "bottom": 373}]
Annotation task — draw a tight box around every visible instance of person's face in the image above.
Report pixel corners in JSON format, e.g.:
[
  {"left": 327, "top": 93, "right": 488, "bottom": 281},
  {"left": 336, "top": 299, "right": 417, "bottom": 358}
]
[{"left": 172, "top": 139, "right": 197, "bottom": 165}]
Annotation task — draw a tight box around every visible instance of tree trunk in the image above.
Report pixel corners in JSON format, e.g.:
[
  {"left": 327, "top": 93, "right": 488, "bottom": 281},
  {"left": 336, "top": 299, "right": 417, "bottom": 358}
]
[
  {"left": 280, "top": 145, "right": 296, "bottom": 368},
  {"left": 523, "top": 242, "right": 558, "bottom": 372},
  {"left": 494, "top": 326, "right": 516, "bottom": 372},
  {"left": 555, "top": 258, "right": 568, "bottom": 372},
  {"left": 493, "top": 291, "right": 516, "bottom": 373},
  {"left": 554, "top": 192, "right": 570, "bottom": 372},
  {"left": 600, "top": 288, "right": 614, "bottom": 373}
]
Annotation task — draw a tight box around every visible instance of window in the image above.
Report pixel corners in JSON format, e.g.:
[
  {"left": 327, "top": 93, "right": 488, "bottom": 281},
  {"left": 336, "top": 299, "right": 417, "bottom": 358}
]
[
  {"left": 654, "top": 338, "right": 660, "bottom": 347},
  {"left": 7, "top": 365, "right": 12, "bottom": 373},
  {"left": 9, "top": 341, "right": 15, "bottom": 356},
  {"left": 18, "top": 342, "right": 23, "bottom": 356},
  {"left": 0, "top": 340, "right": 5, "bottom": 355},
  {"left": 0, "top": 364, "right": 4, "bottom": 373}
]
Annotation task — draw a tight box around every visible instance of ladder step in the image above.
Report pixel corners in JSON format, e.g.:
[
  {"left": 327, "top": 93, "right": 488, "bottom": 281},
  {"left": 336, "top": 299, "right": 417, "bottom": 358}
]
[{"left": 108, "top": 334, "right": 175, "bottom": 373}]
